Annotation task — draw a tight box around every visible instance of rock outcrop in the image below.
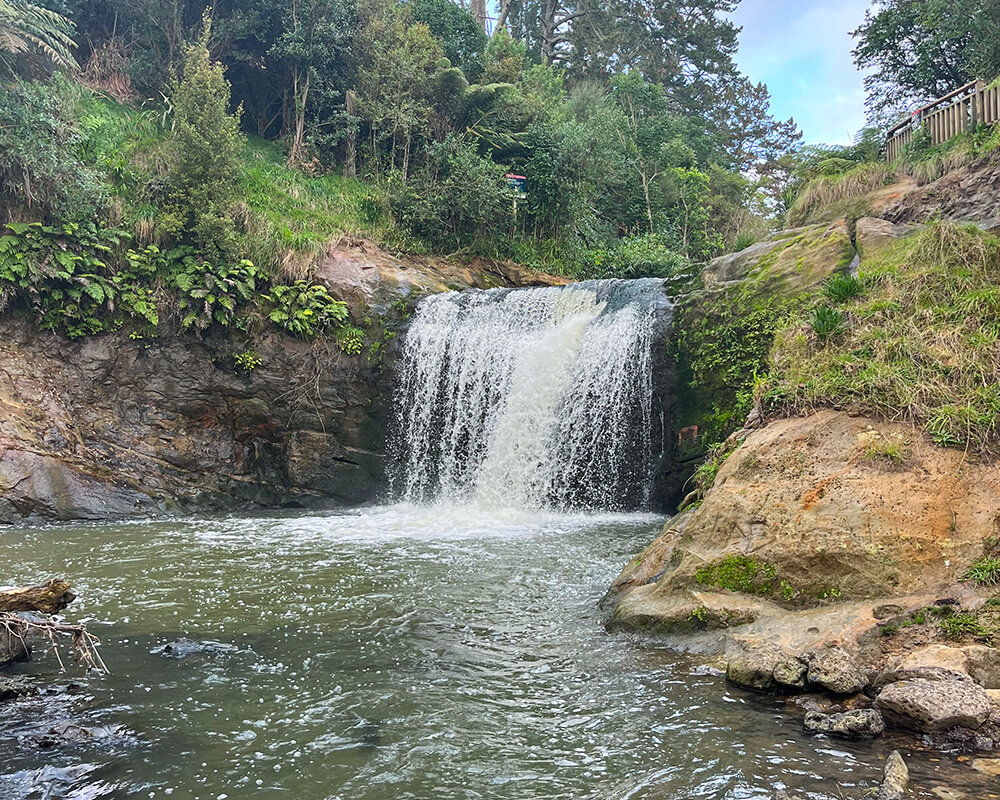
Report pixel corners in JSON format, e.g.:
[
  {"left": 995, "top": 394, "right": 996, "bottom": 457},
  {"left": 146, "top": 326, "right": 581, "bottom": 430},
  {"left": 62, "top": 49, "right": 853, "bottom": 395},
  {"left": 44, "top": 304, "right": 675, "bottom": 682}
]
[
  {"left": 880, "top": 149, "right": 1000, "bottom": 233},
  {"left": 607, "top": 410, "right": 998, "bottom": 634},
  {"left": 605, "top": 408, "right": 1000, "bottom": 742}
]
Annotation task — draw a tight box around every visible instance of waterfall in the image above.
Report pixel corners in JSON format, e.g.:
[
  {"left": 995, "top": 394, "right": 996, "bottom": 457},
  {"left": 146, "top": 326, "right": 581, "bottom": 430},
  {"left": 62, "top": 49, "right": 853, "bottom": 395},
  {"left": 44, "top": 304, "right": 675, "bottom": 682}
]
[{"left": 390, "top": 279, "right": 671, "bottom": 511}]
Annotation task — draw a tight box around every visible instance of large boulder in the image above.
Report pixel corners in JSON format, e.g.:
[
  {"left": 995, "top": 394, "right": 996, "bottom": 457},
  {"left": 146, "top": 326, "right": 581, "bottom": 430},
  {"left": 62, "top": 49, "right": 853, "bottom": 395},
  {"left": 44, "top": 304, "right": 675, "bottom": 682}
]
[
  {"left": 871, "top": 666, "right": 973, "bottom": 694},
  {"left": 963, "top": 645, "right": 1000, "bottom": 689},
  {"left": 605, "top": 410, "right": 1000, "bottom": 646},
  {"left": 876, "top": 678, "right": 992, "bottom": 732},
  {"left": 702, "top": 221, "right": 854, "bottom": 295},
  {"left": 854, "top": 217, "right": 918, "bottom": 260},
  {"left": 725, "top": 640, "right": 804, "bottom": 691}
]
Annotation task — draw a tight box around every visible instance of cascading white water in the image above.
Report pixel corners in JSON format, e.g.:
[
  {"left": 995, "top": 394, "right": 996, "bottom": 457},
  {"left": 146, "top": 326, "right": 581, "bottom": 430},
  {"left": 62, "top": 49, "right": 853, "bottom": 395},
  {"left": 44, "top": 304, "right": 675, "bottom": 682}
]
[{"left": 390, "top": 279, "right": 670, "bottom": 511}]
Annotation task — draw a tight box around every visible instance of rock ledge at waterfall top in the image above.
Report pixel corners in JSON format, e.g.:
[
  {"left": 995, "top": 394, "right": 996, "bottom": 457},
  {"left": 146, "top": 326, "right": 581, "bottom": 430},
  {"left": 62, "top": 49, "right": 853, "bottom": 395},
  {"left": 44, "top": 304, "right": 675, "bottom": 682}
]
[{"left": 604, "top": 409, "right": 1000, "bottom": 745}]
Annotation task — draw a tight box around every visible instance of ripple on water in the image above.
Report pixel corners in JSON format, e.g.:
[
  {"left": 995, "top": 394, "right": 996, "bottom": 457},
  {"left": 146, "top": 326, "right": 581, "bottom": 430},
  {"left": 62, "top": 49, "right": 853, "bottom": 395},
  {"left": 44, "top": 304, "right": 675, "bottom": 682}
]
[{"left": 0, "top": 507, "right": 993, "bottom": 800}]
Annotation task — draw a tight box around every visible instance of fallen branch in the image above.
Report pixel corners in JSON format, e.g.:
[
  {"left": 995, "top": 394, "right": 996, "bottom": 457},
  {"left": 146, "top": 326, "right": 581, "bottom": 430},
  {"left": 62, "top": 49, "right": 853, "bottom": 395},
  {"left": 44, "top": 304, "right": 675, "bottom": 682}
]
[
  {"left": 0, "top": 578, "right": 109, "bottom": 675},
  {"left": 0, "top": 578, "right": 77, "bottom": 613},
  {"left": 0, "top": 613, "right": 109, "bottom": 675}
]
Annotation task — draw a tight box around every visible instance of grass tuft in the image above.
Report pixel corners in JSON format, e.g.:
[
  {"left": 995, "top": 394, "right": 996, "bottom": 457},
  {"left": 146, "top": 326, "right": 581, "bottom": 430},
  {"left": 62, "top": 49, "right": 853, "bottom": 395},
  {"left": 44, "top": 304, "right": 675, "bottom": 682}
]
[
  {"left": 964, "top": 556, "right": 1000, "bottom": 587},
  {"left": 811, "top": 305, "right": 845, "bottom": 342},
  {"left": 857, "top": 429, "right": 909, "bottom": 464},
  {"left": 786, "top": 162, "right": 894, "bottom": 227},
  {"left": 823, "top": 273, "right": 864, "bottom": 303}
]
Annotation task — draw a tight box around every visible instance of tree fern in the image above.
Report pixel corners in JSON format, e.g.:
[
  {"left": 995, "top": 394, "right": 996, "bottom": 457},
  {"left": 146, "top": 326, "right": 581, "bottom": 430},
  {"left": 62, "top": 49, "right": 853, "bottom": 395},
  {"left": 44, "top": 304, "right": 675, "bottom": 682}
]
[{"left": 0, "top": 1, "right": 76, "bottom": 75}]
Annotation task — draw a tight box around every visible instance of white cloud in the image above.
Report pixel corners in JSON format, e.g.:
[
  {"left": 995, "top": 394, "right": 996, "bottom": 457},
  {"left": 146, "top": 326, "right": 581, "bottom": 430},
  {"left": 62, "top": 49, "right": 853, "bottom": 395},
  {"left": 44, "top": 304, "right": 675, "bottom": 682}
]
[{"left": 731, "top": 0, "right": 872, "bottom": 144}]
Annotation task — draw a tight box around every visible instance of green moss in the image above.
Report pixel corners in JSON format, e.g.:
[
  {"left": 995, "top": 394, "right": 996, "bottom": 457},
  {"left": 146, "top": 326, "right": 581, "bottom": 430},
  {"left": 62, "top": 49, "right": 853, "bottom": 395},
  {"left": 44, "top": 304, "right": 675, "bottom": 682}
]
[{"left": 695, "top": 555, "right": 778, "bottom": 596}]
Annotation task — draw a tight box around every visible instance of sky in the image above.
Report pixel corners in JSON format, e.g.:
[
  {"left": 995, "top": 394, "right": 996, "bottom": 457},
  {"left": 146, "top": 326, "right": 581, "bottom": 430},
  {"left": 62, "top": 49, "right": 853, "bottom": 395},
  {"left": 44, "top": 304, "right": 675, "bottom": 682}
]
[{"left": 730, "top": 0, "right": 873, "bottom": 146}]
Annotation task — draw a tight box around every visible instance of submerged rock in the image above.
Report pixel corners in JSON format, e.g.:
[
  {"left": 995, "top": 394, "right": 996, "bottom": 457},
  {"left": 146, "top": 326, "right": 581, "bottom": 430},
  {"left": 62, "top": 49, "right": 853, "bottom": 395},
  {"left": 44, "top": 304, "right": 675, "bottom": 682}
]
[
  {"left": 804, "top": 708, "right": 885, "bottom": 738},
  {"left": 29, "top": 720, "right": 124, "bottom": 748},
  {"left": 152, "top": 638, "right": 239, "bottom": 658},
  {"left": 0, "top": 676, "right": 37, "bottom": 701},
  {"left": 876, "top": 678, "right": 992, "bottom": 732}
]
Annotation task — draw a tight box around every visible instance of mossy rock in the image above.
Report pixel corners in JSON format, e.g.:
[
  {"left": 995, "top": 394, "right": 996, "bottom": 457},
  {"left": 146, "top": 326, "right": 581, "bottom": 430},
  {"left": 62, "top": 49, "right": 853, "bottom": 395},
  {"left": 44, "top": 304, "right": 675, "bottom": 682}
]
[{"left": 702, "top": 220, "right": 855, "bottom": 296}]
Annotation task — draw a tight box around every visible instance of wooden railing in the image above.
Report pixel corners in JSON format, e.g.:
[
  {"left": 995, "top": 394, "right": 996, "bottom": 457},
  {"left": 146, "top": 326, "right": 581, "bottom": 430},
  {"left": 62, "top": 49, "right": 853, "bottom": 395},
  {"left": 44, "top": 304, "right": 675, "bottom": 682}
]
[{"left": 885, "top": 80, "right": 1000, "bottom": 162}]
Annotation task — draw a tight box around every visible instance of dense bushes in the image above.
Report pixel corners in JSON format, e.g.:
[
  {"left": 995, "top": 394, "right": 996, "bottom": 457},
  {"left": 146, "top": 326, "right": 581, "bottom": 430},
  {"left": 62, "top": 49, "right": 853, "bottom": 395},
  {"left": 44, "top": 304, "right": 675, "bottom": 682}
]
[
  {"left": 388, "top": 136, "right": 511, "bottom": 248},
  {"left": 0, "top": 77, "right": 104, "bottom": 218}
]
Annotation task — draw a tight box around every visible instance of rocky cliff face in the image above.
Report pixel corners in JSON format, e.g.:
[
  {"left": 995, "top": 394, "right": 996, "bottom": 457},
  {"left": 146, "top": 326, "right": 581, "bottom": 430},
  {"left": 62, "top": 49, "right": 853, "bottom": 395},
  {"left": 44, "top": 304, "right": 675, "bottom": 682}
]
[{"left": 0, "top": 242, "right": 562, "bottom": 524}]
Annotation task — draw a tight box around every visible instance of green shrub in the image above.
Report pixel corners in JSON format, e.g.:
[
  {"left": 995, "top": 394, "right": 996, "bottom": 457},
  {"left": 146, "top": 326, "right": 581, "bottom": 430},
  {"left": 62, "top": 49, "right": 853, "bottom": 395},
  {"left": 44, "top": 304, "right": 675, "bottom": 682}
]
[
  {"left": 0, "top": 221, "right": 163, "bottom": 338},
  {"left": 588, "top": 233, "right": 691, "bottom": 281},
  {"left": 263, "top": 281, "right": 348, "bottom": 337},
  {"left": 0, "top": 77, "right": 104, "bottom": 218},
  {"left": 336, "top": 325, "right": 365, "bottom": 355},
  {"left": 811, "top": 305, "right": 845, "bottom": 342},
  {"left": 389, "top": 135, "right": 510, "bottom": 249},
  {"left": 823, "top": 273, "right": 864, "bottom": 303},
  {"left": 234, "top": 350, "right": 263, "bottom": 370}
]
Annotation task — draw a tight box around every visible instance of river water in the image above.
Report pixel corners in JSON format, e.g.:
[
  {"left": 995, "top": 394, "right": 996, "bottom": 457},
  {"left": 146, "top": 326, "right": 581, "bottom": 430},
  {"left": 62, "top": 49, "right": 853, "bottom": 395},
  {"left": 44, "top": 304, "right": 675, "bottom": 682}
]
[{"left": 0, "top": 507, "right": 990, "bottom": 800}]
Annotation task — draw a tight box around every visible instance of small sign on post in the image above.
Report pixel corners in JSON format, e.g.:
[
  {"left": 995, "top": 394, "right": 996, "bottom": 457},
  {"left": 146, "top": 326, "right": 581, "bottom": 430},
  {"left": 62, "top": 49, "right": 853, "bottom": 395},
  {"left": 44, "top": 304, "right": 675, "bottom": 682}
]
[{"left": 506, "top": 173, "right": 527, "bottom": 218}]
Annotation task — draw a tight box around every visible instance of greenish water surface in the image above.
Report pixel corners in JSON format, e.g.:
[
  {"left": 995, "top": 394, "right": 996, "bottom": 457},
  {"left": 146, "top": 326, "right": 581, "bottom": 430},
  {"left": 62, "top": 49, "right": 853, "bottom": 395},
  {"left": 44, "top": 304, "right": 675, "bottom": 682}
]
[{"left": 0, "top": 506, "right": 992, "bottom": 799}]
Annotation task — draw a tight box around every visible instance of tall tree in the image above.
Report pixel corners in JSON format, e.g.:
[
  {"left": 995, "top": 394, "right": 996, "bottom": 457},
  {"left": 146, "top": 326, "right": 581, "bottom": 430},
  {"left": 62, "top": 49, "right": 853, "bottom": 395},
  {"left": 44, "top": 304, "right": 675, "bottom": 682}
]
[
  {"left": 355, "top": 3, "right": 443, "bottom": 177},
  {"left": 270, "top": 0, "right": 355, "bottom": 166},
  {"left": 714, "top": 77, "right": 801, "bottom": 172},
  {"left": 166, "top": 14, "right": 244, "bottom": 259},
  {"left": 852, "top": 0, "right": 1000, "bottom": 122}
]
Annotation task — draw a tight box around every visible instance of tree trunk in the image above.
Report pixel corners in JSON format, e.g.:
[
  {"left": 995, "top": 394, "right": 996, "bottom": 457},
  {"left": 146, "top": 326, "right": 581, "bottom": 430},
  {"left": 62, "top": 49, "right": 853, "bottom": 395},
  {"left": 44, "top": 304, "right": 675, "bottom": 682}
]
[
  {"left": 470, "top": 0, "right": 488, "bottom": 31},
  {"left": 288, "top": 68, "right": 311, "bottom": 168},
  {"left": 344, "top": 90, "right": 358, "bottom": 179},
  {"left": 0, "top": 579, "right": 76, "bottom": 614},
  {"left": 540, "top": 0, "right": 561, "bottom": 64},
  {"left": 494, "top": 0, "right": 514, "bottom": 36}
]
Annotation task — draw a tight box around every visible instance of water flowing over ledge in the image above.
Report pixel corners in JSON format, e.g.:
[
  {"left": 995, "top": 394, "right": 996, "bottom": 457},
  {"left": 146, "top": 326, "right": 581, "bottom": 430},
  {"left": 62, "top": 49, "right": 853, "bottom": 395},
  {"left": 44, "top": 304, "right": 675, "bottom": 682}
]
[{"left": 390, "top": 279, "right": 673, "bottom": 511}]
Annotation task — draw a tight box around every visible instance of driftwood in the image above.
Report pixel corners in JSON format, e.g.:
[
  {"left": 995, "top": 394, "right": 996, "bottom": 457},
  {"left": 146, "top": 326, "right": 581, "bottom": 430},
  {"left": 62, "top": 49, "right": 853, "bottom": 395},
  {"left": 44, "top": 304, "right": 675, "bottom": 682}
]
[
  {"left": 0, "top": 579, "right": 108, "bottom": 674},
  {"left": 0, "top": 578, "right": 77, "bottom": 614}
]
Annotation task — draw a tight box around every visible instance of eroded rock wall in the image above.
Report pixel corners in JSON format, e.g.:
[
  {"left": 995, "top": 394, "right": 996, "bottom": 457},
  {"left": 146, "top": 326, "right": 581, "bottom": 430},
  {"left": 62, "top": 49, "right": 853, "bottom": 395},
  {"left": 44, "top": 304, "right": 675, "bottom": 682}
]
[{"left": 0, "top": 321, "right": 394, "bottom": 522}]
